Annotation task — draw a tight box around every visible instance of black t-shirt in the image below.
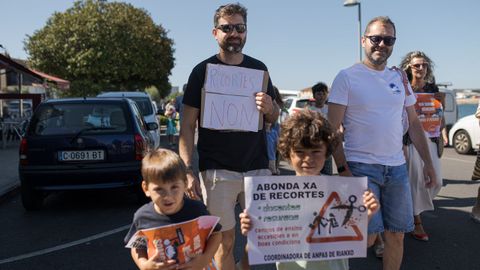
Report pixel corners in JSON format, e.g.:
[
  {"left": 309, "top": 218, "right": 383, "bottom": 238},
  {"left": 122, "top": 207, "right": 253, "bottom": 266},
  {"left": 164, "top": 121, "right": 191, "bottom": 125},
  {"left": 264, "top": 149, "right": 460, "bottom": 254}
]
[
  {"left": 124, "top": 198, "right": 221, "bottom": 245},
  {"left": 183, "top": 55, "right": 275, "bottom": 172}
]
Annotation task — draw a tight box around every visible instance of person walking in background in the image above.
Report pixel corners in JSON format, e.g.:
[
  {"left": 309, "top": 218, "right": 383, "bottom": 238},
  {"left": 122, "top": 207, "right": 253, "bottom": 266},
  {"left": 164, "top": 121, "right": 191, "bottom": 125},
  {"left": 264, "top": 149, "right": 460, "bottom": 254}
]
[
  {"left": 308, "top": 82, "right": 333, "bottom": 175},
  {"left": 165, "top": 98, "right": 177, "bottom": 147},
  {"left": 470, "top": 101, "right": 480, "bottom": 222},
  {"left": 179, "top": 3, "right": 279, "bottom": 269},
  {"left": 266, "top": 86, "right": 283, "bottom": 175},
  {"left": 175, "top": 90, "right": 185, "bottom": 132},
  {"left": 399, "top": 51, "right": 445, "bottom": 241},
  {"left": 328, "top": 16, "right": 437, "bottom": 270}
]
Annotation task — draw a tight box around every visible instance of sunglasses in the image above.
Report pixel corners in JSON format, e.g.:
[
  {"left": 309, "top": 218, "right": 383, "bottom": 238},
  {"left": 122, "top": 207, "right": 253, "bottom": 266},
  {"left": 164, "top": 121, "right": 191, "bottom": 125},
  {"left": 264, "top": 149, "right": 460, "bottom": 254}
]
[
  {"left": 410, "top": 63, "right": 429, "bottom": 69},
  {"left": 216, "top": 24, "right": 247, "bottom": 34},
  {"left": 365, "top": 35, "right": 396, "bottom": 46}
]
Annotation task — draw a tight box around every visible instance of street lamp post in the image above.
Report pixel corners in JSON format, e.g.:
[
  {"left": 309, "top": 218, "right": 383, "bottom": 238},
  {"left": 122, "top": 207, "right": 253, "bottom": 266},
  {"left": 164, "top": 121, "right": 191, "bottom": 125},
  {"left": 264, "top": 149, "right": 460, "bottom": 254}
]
[{"left": 343, "top": 0, "right": 362, "bottom": 62}]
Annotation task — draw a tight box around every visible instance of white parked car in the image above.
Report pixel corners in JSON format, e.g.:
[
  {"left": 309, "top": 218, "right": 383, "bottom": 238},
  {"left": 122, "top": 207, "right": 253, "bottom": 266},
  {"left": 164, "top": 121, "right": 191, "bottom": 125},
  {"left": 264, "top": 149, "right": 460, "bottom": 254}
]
[
  {"left": 97, "top": 91, "right": 161, "bottom": 148},
  {"left": 449, "top": 114, "right": 480, "bottom": 154},
  {"left": 281, "top": 97, "right": 329, "bottom": 122}
]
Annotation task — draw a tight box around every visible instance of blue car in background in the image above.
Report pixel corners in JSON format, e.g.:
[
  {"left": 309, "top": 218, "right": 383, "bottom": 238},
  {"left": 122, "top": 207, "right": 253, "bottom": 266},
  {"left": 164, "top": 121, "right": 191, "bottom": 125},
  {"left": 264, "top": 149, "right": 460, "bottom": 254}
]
[{"left": 19, "top": 98, "right": 157, "bottom": 210}]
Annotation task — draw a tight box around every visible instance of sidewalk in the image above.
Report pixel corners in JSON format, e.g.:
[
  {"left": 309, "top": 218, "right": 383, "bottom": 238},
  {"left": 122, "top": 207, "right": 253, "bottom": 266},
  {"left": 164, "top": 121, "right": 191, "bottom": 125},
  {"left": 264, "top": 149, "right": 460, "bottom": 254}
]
[{"left": 0, "top": 141, "right": 20, "bottom": 199}]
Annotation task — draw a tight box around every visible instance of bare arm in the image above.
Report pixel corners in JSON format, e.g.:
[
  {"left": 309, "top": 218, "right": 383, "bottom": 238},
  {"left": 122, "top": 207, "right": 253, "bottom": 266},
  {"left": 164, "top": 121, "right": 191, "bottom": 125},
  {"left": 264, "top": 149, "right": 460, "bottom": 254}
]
[
  {"left": 176, "top": 232, "right": 222, "bottom": 269},
  {"left": 406, "top": 105, "right": 437, "bottom": 187},
  {"left": 328, "top": 103, "right": 352, "bottom": 176},
  {"left": 441, "top": 117, "right": 448, "bottom": 145},
  {"left": 179, "top": 105, "right": 202, "bottom": 199}
]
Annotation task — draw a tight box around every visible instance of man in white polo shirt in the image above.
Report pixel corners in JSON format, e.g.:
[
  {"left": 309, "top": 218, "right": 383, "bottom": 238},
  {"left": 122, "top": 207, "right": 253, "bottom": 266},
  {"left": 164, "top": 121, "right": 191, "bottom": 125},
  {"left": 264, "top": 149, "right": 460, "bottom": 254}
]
[{"left": 328, "top": 16, "right": 436, "bottom": 270}]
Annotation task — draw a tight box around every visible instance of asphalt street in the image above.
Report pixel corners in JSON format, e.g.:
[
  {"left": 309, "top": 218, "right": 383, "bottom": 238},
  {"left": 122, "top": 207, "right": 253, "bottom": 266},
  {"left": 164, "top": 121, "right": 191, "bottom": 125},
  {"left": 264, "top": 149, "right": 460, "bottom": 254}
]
[{"left": 0, "top": 138, "right": 479, "bottom": 269}]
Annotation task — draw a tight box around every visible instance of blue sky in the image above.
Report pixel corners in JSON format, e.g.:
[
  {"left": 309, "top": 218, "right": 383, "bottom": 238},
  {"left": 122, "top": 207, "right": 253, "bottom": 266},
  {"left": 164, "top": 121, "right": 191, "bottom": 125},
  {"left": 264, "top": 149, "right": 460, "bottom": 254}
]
[{"left": 2, "top": 0, "right": 479, "bottom": 91}]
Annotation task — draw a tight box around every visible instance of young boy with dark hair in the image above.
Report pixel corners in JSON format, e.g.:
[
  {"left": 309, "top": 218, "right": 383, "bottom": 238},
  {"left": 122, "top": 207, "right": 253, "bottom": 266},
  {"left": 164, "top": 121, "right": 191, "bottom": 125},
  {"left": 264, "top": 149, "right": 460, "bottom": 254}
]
[
  {"left": 125, "top": 148, "right": 222, "bottom": 270},
  {"left": 240, "top": 110, "right": 379, "bottom": 270}
]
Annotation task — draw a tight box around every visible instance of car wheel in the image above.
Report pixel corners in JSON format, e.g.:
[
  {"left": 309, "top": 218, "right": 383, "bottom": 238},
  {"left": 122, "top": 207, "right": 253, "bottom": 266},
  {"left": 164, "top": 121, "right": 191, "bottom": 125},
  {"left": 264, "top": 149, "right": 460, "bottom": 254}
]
[
  {"left": 453, "top": 130, "right": 472, "bottom": 154},
  {"left": 21, "top": 183, "right": 43, "bottom": 211}
]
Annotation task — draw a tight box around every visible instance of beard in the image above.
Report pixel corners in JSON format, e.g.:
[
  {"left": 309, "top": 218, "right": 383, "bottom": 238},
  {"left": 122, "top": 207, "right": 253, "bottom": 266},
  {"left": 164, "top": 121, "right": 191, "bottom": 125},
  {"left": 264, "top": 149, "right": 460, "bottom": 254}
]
[
  {"left": 365, "top": 46, "right": 392, "bottom": 66},
  {"left": 219, "top": 36, "right": 246, "bottom": 53}
]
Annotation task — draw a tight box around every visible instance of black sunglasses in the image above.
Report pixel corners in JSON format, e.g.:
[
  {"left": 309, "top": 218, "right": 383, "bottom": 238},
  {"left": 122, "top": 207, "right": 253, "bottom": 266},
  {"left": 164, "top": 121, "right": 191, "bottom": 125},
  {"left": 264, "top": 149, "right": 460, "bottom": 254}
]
[
  {"left": 216, "top": 24, "right": 247, "bottom": 34},
  {"left": 365, "top": 35, "right": 396, "bottom": 46}
]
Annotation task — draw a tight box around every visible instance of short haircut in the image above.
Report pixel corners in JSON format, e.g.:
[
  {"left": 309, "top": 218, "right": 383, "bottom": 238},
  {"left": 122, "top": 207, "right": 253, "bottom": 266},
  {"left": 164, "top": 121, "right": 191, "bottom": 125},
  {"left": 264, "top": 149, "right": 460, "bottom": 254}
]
[
  {"left": 312, "top": 82, "right": 328, "bottom": 95},
  {"left": 142, "top": 148, "right": 187, "bottom": 185},
  {"left": 214, "top": 3, "right": 247, "bottom": 27},
  {"left": 278, "top": 110, "right": 339, "bottom": 160},
  {"left": 364, "top": 16, "right": 396, "bottom": 36}
]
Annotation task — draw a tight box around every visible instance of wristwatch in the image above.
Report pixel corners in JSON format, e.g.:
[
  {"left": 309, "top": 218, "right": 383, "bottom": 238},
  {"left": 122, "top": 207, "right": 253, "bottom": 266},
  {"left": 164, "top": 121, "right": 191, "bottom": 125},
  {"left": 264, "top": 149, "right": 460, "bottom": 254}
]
[{"left": 337, "top": 165, "right": 347, "bottom": 173}]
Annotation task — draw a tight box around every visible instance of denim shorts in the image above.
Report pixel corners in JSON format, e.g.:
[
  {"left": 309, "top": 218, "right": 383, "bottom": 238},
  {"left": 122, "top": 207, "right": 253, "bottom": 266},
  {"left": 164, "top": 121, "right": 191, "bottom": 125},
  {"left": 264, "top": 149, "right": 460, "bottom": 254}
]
[{"left": 347, "top": 161, "right": 414, "bottom": 234}]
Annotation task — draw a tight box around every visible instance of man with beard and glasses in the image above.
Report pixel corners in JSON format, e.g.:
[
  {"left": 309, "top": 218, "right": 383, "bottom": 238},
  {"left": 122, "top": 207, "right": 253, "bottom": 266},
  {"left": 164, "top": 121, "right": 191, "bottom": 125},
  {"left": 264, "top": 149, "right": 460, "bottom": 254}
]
[
  {"left": 328, "top": 16, "right": 436, "bottom": 270},
  {"left": 179, "top": 3, "right": 278, "bottom": 270}
]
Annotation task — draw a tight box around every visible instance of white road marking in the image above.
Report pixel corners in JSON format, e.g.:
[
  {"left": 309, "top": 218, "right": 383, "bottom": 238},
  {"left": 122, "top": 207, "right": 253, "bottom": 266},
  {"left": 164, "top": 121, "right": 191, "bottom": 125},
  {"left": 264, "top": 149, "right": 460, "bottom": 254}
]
[{"left": 0, "top": 224, "right": 130, "bottom": 265}]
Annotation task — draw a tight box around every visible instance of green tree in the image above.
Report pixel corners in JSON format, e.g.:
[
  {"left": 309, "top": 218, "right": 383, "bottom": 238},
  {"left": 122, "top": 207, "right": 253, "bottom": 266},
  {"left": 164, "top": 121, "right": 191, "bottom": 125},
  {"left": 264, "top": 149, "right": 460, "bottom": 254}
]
[{"left": 25, "top": 0, "right": 174, "bottom": 97}]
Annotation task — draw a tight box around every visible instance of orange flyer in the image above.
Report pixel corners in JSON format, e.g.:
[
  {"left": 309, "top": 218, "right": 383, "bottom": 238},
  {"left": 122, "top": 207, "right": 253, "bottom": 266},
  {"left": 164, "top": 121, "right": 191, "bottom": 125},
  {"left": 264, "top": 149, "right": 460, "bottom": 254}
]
[
  {"left": 125, "top": 215, "right": 220, "bottom": 269},
  {"left": 414, "top": 93, "right": 443, "bottom": 138}
]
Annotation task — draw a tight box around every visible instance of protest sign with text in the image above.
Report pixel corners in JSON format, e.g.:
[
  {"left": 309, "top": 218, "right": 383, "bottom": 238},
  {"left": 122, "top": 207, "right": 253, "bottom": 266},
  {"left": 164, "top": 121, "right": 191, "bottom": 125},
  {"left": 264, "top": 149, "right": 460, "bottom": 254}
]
[
  {"left": 244, "top": 175, "right": 368, "bottom": 265},
  {"left": 200, "top": 63, "right": 268, "bottom": 132},
  {"left": 414, "top": 93, "right": 444, "bottom": 138},
  {"left": 125, "top": 215, "right": 220, "bottom": 269}
]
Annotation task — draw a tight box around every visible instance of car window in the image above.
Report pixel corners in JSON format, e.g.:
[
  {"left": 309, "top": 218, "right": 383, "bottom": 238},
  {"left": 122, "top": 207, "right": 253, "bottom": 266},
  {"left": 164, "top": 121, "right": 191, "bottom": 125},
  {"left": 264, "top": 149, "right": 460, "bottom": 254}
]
[
  {"left": 444, "top": 93, "right": 455, "bottom": 112},
  {"left": 31, "top": 103, "right": 128, "bottom": 135},
  {"left": 283, "top": 99, "right": 293, "bottom": 110},
  {"left": 130, "top": 101, "right": 148, "bottom": 133},
  {"left": 128, "top": 97, "right": 153, "bottom": 116},
  {"left": 295, "top": 99, "right": 310, "bottom": 109}
]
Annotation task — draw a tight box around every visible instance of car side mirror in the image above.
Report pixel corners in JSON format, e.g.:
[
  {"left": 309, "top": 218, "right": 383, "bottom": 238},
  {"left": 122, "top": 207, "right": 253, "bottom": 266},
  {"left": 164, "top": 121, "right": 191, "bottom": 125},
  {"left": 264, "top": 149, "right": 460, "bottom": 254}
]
[
  {"left": 157, "top": 108, "right": 164, "bottom": 115},
  {"left": 147, "top": 122, "right": 159, "bottom": 131}
]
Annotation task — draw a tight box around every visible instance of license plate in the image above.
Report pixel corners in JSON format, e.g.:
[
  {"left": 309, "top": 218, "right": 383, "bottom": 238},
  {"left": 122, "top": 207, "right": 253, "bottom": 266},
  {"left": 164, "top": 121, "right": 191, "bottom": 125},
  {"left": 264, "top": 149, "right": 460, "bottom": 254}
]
[{"left": 59, "top": 150, "right": 105, "bottom": 161}]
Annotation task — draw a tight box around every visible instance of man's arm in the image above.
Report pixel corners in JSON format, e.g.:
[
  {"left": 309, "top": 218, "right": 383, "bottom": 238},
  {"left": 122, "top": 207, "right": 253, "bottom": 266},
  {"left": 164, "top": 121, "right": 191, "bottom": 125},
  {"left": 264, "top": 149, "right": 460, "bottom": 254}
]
[
  {"left": 327, "top": 103, "right": 352, "bottom": 176},
  {"left": 179, "top": 105, "right": 202, "bottom": 199},
  {"left": 406, "top": 105, "right": 437, "bottom": 187}
]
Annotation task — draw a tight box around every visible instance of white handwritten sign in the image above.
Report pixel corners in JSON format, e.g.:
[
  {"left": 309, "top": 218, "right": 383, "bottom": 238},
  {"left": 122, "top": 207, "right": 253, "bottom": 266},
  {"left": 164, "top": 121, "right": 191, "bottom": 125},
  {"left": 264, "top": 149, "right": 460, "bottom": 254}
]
[
  {"left": 201, "top": 91, "right": 259, "bottom": 132},
  {"left": 204, "top": 64, "right": 266, "bottom": 96},
  {"left": 200, "top": 64, "right": 268, "bottom": 131},
  {"left": 244, "top": 175, "right": 368, "bottom": 265}
]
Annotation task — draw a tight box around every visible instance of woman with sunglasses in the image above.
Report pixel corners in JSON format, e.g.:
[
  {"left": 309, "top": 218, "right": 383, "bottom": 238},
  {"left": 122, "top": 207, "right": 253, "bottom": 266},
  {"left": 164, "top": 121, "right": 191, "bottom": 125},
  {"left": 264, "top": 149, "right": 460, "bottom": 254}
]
[{"left": 399, "top": 51, "right": 446, "bottom": 242}]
